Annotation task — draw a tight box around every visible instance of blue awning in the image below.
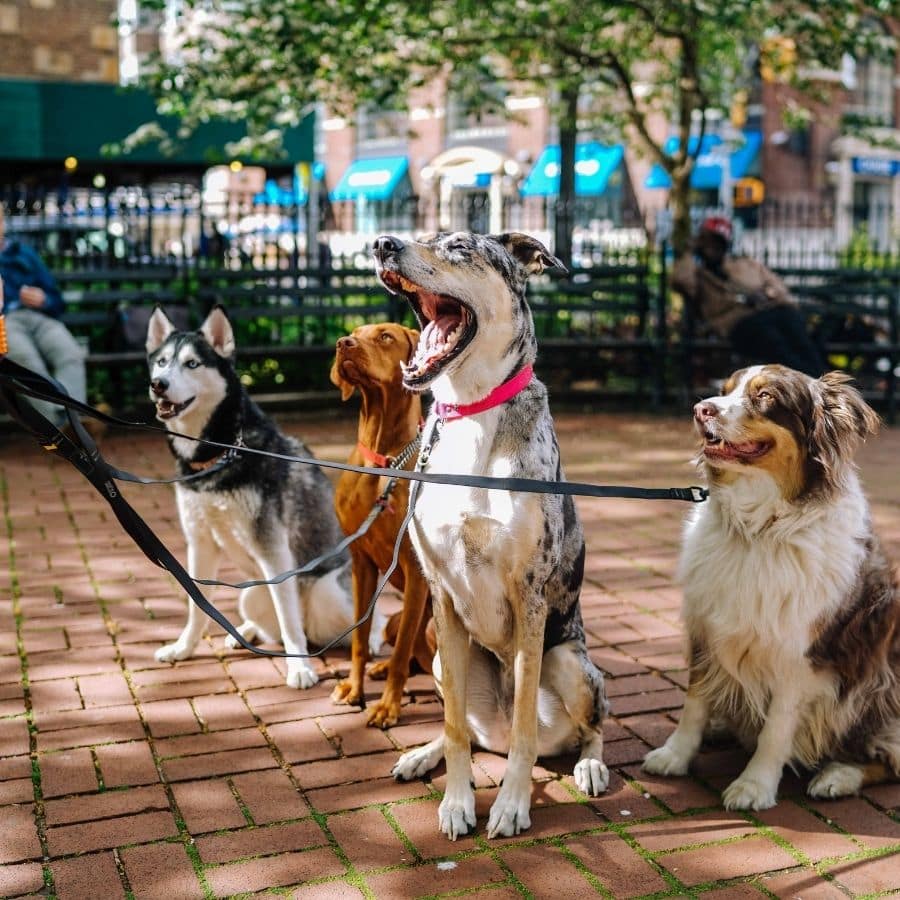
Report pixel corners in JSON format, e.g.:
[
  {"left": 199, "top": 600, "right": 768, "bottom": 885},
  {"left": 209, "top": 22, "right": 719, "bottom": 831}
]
[
  {"left": 254, "top": 177, "right": 306, "bottom": 207},
  {"left": 330, "top": 156, "right": 409, "bottom": 202},
  {"left": 520, "top": 142, "right": 624, "bottom": 197},
  {"left": 645, "top": 130, "right": 762, "bottom": 190}
]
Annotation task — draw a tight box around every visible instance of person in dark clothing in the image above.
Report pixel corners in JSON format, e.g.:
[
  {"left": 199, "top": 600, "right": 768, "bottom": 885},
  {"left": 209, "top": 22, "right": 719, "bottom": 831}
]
[
  {"left": 672, "top": 216, "right": 827, "bottom": 376},
  {"left": 0, "top": 208, "right": 90, "bottom": 428}
]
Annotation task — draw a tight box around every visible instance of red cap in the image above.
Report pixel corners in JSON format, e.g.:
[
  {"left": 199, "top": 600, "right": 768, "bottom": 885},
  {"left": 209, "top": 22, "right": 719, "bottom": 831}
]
[{"left": 699, "top": 216, "right": 733, "bottom": 242}]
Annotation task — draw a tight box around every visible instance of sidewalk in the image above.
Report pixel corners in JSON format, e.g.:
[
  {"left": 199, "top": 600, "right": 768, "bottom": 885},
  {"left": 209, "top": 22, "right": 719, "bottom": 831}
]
[{"left": 1, "top": 411, "right": 898, "bottom": 900}]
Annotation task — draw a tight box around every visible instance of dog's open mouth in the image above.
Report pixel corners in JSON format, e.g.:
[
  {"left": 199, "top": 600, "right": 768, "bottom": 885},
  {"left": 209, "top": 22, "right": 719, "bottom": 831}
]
[
  {"left": 155, "top": 397, "right": 195, "bottom": 420},
  {"left": 379, "top": 271, "right": 476, "bottom": 386},
  {"left": 701, "top": 429, "right": 771, "bottom": 462}
]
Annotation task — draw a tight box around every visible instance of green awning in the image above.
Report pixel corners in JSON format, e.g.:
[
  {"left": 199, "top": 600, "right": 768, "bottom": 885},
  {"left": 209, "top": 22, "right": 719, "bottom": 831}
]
[{"left": 0, "top": 79, "right": 314, "bottom": 167}]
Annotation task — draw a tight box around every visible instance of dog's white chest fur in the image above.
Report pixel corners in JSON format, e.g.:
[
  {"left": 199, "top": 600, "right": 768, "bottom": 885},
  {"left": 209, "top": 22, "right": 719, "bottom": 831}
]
[
  {"left": 681, "top": 473, "right": 870, "bottom": 754},
  {"left": 412, "top": 415, "right": 541, "bottom": 658},
  {"left": 176, "top": 485, "right": 263, "bottom": 573}
]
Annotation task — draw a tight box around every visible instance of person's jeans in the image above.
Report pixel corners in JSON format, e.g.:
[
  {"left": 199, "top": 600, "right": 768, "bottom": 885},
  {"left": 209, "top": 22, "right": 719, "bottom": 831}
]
[
  {"left": 728, "top": 305, "right": 828, "bottom": 377},
  {"left": 4, "top": 308, "right": 87, "bottom": 426}
]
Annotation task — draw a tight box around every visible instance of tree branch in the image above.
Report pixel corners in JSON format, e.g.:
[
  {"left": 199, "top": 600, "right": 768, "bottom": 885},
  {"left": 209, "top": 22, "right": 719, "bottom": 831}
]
[{"left": 600, "top": 50, "right": 670, "bottom": 168}]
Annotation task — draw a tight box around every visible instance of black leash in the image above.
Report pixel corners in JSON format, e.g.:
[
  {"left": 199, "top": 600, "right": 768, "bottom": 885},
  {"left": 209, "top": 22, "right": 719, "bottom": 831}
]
[{"left": 0, "top": 354, "right": 708, "bottom": 660}]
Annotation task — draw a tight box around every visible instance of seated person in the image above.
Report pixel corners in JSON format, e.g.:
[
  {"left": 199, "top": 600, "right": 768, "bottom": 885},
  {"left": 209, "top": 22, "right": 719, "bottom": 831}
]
[
  {"left": 0, "top": 207, "right": 96, "bottom": 431},
  {"left": 672, "top": 216, "right": 827, "bottom": 376}
]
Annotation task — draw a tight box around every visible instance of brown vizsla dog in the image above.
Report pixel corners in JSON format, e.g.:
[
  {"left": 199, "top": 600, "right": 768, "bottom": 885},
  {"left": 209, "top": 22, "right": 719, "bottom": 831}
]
[{"left": 329, "top": 322, "right": 433, "bottom": 727}]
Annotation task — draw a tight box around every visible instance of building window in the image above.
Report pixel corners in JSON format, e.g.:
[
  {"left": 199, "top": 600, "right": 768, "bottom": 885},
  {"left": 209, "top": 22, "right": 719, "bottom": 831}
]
[
  {"left": 846, "top": 55, "right": 895, "bottom": 126},
  {"left": 446, "top": 77, "right": 508, "bottom": 139},
  {"left": 357, "top": 106, "right": 408, "bottom": 145},
  {"left": 845, "top": 21, "right": 895, "bottom": 128}
]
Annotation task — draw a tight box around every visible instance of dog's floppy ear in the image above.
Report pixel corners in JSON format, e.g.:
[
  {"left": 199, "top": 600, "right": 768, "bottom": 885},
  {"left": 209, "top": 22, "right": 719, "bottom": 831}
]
[
  {"left": 329, "top": 357, "right": 356, "bottom": 401},
  {"left": 146, "top": 305, "right": 176, "bottom": 354},
  {"left": 199, "top": 306, "right": 236, "bottom": 358},
  {"left": 495, "top": 232, "right": 568, "bottom": 277},
  {"left": 809, "top": 371, "right": 880, "bottom": 487}
]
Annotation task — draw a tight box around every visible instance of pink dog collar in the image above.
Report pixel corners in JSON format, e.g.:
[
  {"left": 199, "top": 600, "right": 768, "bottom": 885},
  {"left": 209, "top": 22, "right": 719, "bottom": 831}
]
[{"left": 435, "top": 364, "right": 534, "bottom": 421}]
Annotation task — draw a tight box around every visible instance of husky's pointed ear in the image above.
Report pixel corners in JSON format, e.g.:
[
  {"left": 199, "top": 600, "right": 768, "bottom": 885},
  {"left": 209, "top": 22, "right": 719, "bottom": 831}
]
[
  {"left": 199, "top": 306, "right": 236, "bottom": 358},
  {"left": 146, "top": 306, "right": 176, "bottom": 354},
  {"left": 329, "top": 357, "right": 355, "bottom": 401},
  {"left": 495, "top": 232, "right": 568, "bottom": 277}
]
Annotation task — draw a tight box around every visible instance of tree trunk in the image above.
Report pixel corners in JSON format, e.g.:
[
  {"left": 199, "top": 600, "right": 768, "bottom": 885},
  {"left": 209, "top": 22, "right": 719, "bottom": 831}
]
[
  {"left": 669, "top": 168, "right": 693, "bottom": 258},
  {"left": 554, "top": 83, "right": 579, "bottom": 271}
]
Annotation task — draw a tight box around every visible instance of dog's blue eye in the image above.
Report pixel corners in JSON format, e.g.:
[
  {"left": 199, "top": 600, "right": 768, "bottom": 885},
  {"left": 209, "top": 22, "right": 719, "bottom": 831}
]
[
  {"left": 156, "top": 357, "right": 168, "bottom": 367},
  {"left": 185, "top": 359, "right": 200, "bottom": 369}
]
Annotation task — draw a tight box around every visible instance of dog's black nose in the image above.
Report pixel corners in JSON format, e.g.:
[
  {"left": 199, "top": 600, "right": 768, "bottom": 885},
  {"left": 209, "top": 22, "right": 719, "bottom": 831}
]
[
  {"left": 373, "top": 235, "right": 404, "bottom": 262},
  {"left": 150, "top": 378, "right": 168, "bottom": 397},
  {"left": 694, "top": 401, "right": 719, "bottom": 422}
]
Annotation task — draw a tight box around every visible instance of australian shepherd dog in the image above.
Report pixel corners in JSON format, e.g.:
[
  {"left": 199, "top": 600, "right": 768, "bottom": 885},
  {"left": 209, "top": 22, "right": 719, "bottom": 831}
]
[{"left": 643, "top": 365, "right": 898, "bottom": 810}]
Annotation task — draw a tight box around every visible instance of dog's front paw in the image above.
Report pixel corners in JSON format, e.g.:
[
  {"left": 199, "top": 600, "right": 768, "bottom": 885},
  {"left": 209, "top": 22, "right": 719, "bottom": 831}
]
[
  {"left": 808, "top": 763, "right": 864, "bottom": 799},
  {"left": 285, "top": 661, "right": 319, "bottom": 690},
  {"left": 574, "top": 758, "right": 610, "bottom": 796},
  {"left": 330, "top": 678, "right": 362, "bottom": 706},
  {"left": 486, "top": 784, "right": 531, "bottom": 839},
  {"left": 722, "top": 774, "right": 778, "bottom": 811},
  {"left": 155, "top": 640, "right": 196, "bottom": 663},
  {"left": 366, "top": 697, "right": 401, "bottom": 729},
  {"left": 439, "top": 788, "right": 477, "bottom": 841},
  {"left": 643, "top": 744, "right": 691, "bottom": 777},
  {"left": 392, "top": 741, "right": 442, "bottom": 781}
]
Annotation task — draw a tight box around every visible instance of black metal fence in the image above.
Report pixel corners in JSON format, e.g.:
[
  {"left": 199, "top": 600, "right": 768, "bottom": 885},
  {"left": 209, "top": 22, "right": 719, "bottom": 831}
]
[{"left": 7, "top": 184, "right": 898, "bottom": 272}]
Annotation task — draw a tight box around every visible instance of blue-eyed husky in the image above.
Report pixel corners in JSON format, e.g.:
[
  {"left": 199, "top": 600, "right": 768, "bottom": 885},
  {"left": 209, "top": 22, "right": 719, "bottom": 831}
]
[{"left": 145, "top": 306, "right": 383, "bottom": 688}]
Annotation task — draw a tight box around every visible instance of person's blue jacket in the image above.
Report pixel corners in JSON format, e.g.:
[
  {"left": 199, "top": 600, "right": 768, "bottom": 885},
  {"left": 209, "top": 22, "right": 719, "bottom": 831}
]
[{"left": 0, "top": 240, "right": 65, "bottom": 318}]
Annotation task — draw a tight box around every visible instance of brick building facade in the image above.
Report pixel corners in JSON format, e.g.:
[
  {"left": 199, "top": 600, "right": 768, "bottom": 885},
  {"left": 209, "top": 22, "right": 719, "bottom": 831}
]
[{"left": 0, "top": 0, "right": 118, "bottom": 83}]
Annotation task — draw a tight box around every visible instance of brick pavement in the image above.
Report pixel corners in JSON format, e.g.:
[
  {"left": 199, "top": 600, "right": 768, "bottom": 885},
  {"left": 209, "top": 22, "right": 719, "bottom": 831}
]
[{"left": 0, "top": 411, "right": 898, "bottom": 899}]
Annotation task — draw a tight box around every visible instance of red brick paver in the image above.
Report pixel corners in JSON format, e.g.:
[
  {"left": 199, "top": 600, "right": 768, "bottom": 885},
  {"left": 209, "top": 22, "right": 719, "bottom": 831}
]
[{"left": 1, "top": 413, "right": 899, "bottom": 898}]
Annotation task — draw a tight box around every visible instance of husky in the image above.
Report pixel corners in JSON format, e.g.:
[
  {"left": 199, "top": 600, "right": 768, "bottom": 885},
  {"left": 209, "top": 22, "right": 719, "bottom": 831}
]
[{"left": 145, "top": 306, "right": 383, "bottom": 689}]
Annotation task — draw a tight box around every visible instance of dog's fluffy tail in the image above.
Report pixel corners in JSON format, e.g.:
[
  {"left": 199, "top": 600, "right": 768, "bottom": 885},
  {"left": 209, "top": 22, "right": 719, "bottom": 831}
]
[{"left": 304, "top": 562, "right": 386, "bottom": 655}]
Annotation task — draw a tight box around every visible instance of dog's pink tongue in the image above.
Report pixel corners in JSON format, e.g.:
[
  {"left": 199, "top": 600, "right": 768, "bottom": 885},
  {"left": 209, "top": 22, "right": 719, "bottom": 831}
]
[{"left": 731, "top": 440, "right": 765, "bottom": 454}]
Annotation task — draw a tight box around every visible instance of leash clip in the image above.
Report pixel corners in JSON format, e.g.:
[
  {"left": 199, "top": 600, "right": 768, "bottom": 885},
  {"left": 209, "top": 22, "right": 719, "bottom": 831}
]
[{"left": 690, "top": 486, "right": 709, "bottom": 503}]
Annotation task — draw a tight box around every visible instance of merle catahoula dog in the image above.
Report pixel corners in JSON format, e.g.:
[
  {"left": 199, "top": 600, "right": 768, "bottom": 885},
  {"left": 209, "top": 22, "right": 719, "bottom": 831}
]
[
  {"left": 145, "top": 306, "right": 383, "bottom": 689},
  {"left": 374, "top": 231, "right": 610, "bottom": 840}
]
